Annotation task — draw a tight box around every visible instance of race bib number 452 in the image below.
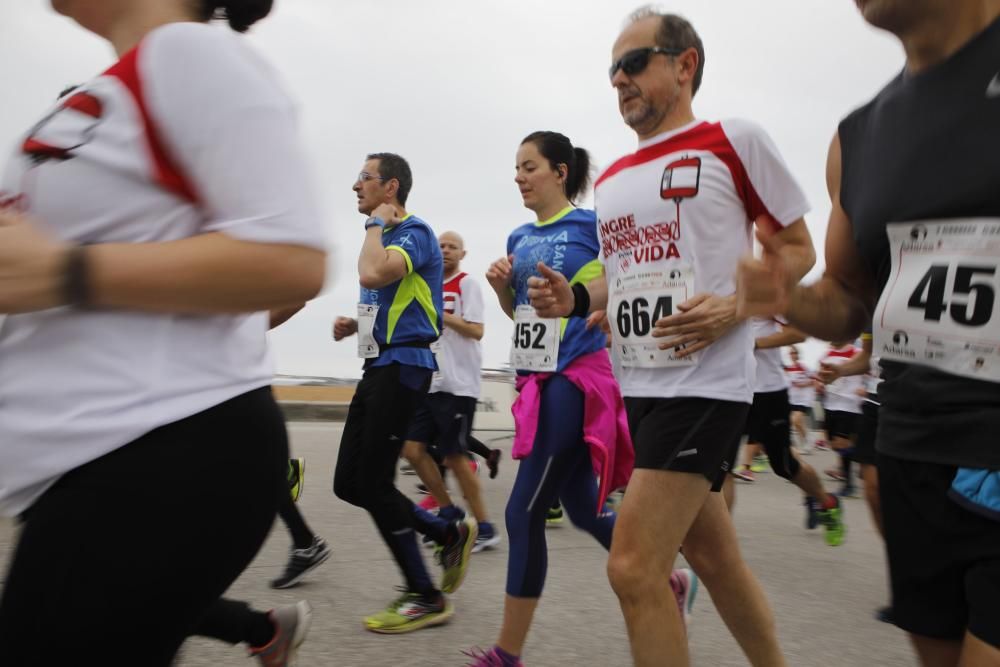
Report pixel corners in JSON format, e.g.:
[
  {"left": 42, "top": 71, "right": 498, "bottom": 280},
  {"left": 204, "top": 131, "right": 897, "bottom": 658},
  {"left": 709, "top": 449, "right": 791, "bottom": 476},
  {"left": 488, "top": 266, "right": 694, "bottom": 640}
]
[
  {"left": 609, "top": 267, "right": 697, "bottom": 368},
  {"left": 875, "top": 219, "right": 1000, "bottom": 383},
  {"left": 510, "top": 305, "right": 559, "bottom": 372}
]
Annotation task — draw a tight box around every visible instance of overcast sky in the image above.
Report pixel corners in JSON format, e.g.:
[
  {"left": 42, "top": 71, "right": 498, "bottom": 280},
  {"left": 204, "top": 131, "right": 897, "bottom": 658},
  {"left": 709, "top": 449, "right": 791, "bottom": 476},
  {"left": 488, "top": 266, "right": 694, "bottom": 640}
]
[{"left": 0, "top": 1, "right": 903, "bottom": 378}]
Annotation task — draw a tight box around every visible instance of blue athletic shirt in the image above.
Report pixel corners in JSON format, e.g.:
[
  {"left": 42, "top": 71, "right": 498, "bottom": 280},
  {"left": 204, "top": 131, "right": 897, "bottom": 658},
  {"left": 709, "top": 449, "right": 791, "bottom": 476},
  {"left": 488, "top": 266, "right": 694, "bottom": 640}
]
[
  {"left": 361, "top": 214, "right": 443, "bottom": 371},
  {"left": 507, "top": 207, "right": 605, "bottom": 373}
]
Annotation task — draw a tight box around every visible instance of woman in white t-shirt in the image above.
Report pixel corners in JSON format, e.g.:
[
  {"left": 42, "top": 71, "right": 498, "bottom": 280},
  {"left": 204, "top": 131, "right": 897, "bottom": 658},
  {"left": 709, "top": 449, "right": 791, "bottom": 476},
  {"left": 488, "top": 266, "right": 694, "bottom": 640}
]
[{"left": 0, "top": 1, "right": 325, "bottom": 664}]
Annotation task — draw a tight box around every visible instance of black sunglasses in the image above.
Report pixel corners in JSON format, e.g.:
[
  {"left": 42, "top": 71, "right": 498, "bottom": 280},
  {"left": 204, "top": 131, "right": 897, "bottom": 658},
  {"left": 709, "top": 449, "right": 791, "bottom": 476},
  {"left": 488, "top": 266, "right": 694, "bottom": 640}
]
[{"left": 609, "top": 46, "right": 686, "bottom": 80}]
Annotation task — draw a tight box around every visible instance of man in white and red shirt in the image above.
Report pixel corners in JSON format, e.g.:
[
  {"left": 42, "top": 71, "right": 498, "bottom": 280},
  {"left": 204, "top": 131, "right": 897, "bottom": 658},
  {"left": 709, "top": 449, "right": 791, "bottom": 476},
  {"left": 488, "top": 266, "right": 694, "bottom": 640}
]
[
  {"left": 818, "top": 340, "right": 865, "bottom": 495},
  {"left": 402, "top": 231, "right": 500, "bottom": 552},
  {"left": 527, "top": 9, "right": 814, "bottom": 665},
  {"left": 785, "top": 345, "right": 816, "bottom": 450},
  {"left": 737, "top": 319, "right": 845, "bottom": 546}
]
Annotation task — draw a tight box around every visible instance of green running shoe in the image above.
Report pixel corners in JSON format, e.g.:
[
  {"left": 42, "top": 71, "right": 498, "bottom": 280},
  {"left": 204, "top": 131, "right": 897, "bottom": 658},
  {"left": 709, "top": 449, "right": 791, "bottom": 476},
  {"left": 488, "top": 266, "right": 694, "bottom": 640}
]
[
  {"left": 288, "top": 458, "right": 304, "bottom": 503},
  {"left": 439, "top": 517, "right": 477, "bottom": 594},
  {"left": 819, "top": 501, "right": 846, "bottom": 546},
  {"left": 546, "top": 504, "right": 564, "bottom": 525},
  {"left": 363, "top": 591, "right": 453, "bottom": 634}
]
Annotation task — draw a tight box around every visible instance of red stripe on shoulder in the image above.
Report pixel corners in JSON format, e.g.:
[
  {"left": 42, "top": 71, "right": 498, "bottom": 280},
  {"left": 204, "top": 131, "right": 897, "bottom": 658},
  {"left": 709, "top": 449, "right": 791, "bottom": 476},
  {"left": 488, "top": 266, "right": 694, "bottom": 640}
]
[
  {"left": 444, "top": 272, "right": 467, "bottom": 294},
  {"left": 105, "top": 47, "right": 198, "bottom": 204},
  {"left": 595, "top": 121, "right": 773, "bottom": 224}
]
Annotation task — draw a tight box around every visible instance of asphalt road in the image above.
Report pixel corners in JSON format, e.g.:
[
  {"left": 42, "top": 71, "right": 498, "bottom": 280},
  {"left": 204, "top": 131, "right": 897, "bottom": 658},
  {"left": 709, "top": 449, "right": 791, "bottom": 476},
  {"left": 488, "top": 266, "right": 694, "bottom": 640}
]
[{"left": 0, "top": 422, "right": 915, "bottom": 666}]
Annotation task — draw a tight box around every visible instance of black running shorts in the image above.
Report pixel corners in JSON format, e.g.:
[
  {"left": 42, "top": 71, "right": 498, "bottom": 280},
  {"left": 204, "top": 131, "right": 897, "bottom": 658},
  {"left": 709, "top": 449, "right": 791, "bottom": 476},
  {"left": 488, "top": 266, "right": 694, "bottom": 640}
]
[
  {"left": 406, "top": 391, "right": 477, "bottom": 457},
  {"left": 852, "top": 399, "right": 879, "bottom": 465},
  {"left": 824, "top": 409, "right": 859, "bottom": 441},
  {"left": 745, "top": 389, "right": 800, "bottom": 481},
  {"left": 879, "top": 454, "right": 1000, "bottom": 647},
  {"left": 626, "top": 396, "right": 749, "bottom": 492}
]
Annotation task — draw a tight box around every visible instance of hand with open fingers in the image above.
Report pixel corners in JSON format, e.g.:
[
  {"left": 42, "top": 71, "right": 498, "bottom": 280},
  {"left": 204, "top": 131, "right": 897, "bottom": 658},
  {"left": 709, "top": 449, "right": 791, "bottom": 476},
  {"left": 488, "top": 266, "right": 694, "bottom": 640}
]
[
  {"left": 817, "top": 361, "right": 841, "bottom": 384},
  {"left": 651, "top": 292, "right": 738, "bottom": 358},
  {"left": 485, "top": 254, "right": 515, "bottom": 293},
  {"left": 0, "top": 210, "right": 69, "bottom": 314},
  {"left": 332, "top": 316, "right": 357, "bottom": 341},
  {"left": 370, "top": 203, "right": 401, "bottom": 226},
  {"left": 736, "top": 225, "right": 794, "bottom": 319},
  {"left": 527, "top": 262, "right": 573, "bottom": 318}
]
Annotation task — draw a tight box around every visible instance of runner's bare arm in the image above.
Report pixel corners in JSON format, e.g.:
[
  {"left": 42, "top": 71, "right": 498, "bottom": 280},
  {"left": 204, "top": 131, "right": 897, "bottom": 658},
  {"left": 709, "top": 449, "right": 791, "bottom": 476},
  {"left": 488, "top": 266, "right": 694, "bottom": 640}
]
[
  {"left": 0, "top": 210, "right": 325, "bottom": 314},
  {"left": 442, "top": 311, "right": 484, "bottom": 340},
  {"left": 787, "top": 134, "right": 876, "bottom": 339},
  {"left": 737, "top": 133, "right": 875, "bottom": 340},
  {"left": 486, "top": 255, "right": 516, "bottom": 320},
  {"left": 754, "top": 324, "right": 807, "bottom": 350},
  {"left": 358, "top": 207, "right": 409, "bottom": 289},
  {"left": 656, "top": 217, "right": 814, "bottom": 357},
  {"left": 269, "top": 303, "right": 305, "bottom": 329}
]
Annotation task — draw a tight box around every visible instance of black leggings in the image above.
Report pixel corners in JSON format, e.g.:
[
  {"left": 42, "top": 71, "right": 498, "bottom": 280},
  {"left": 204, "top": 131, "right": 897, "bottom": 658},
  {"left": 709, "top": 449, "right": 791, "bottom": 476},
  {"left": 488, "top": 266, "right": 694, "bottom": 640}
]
[
  {"left": 0, "top": 388, "right": 286, "bottom": 667},
  {"left": 334, "top": 364, "right": 441, "bottom": 592}
]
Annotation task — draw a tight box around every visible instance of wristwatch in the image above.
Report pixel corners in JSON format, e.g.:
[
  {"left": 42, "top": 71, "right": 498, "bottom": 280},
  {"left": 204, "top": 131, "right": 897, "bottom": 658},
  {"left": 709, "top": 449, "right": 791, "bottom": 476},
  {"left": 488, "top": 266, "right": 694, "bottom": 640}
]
[{"left": 364, "top": 216, "right": 386, "bottom": 230}]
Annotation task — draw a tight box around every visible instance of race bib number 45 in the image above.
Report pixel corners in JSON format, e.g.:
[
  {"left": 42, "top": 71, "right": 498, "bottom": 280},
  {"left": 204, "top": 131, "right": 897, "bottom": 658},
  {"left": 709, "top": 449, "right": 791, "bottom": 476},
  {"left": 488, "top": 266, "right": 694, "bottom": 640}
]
[
  {"left": 875, "top": 219, "right": 1000, "bottom": 383},
  {"left": 609, "top": 267, "right": 697, "bottom": 368},
  {"left": 510, "top": 305, "right": 559, "bottom": 372}
]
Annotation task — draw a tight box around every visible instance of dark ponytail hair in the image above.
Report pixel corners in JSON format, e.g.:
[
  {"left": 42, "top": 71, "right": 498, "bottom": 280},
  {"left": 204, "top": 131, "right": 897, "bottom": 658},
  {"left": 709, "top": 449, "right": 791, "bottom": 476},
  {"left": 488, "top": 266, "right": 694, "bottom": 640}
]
[
  {"left": 521, "top": 131, "right": 592, "bottom": 203},
  {"left": 197, "top": 0, "right": 273, "bottom": 32}
]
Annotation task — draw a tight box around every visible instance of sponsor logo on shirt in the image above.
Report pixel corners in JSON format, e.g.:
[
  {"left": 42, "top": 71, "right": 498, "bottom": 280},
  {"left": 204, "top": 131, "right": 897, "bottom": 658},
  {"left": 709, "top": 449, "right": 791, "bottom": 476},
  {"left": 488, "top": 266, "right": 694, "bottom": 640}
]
[{"left": 882, "top": 330, "right": 917, "bottom": 358}]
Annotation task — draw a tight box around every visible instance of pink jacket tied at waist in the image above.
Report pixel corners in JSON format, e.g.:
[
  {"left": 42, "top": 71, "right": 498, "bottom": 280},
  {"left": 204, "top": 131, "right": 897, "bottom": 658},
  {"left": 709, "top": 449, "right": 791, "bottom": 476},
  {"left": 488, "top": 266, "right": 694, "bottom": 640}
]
[{"left": 511, "top": 350, "right": 635, "bottom": 513}]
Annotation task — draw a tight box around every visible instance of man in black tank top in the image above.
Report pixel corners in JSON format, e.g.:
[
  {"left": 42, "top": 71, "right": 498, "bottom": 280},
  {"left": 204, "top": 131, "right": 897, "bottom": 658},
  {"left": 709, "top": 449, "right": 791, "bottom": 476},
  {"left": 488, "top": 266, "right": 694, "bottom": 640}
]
[{"left": 737, "top": 1, "right": 1000, "bottom": 664}]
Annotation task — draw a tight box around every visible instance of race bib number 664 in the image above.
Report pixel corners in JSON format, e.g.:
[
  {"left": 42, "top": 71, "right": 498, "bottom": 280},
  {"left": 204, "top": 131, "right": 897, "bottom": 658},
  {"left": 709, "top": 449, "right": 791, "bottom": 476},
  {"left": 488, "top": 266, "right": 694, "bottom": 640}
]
[
  {"left": 609, "top": 267, "right": 697, "bottom": 368},
  {"left": 875, "top": 219, "right": 1000, "bottom": 383}
]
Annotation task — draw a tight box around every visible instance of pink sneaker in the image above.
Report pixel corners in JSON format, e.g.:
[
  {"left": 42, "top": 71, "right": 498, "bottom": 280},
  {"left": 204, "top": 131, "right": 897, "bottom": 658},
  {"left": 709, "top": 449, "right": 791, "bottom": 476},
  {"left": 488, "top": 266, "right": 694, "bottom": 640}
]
[
  {"left": 669, "top": 568, "right": 699, "bottom": 633},
  {"left": 462, "top": 647, "right": 524, "bottom": 666},
  {"left": 469, "top": 459, "right": 480, "bottom": 476},
  {"left": 418, "top": 494, "right": 439, "bottom": 511}
]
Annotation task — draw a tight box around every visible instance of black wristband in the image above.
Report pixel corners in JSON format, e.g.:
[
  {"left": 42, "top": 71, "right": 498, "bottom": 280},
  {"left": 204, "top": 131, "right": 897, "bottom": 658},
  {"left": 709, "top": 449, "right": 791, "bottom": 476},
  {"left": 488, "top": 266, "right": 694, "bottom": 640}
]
[
  {"left": 570, "top": 282, "right": 590, "bottom": 318},
  {"left": 62, "top": 245, "right": 90, "bottom": 307}
]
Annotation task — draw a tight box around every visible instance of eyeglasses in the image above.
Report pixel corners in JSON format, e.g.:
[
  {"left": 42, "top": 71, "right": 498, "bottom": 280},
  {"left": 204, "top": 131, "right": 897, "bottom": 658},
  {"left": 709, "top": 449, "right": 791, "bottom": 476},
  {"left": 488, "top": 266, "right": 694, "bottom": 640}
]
[
  {"left": 609, "top": 46, "right": 686, "bottom": 80},
  {"left": 356, "top": 171, "right": 386, "bottom": 184}
]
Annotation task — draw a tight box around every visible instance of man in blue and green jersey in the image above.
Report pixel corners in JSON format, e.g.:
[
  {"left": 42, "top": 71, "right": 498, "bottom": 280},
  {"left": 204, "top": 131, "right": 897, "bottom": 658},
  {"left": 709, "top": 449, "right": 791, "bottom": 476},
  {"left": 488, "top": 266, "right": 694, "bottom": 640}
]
[{"left": 332, "top": 152, "right": 476, "bottom": 634}]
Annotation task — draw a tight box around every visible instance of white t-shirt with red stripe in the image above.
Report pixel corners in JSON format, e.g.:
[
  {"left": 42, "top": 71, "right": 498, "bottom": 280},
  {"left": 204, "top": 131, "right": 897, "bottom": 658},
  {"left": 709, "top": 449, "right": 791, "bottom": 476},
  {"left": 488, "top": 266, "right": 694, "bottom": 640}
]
[
  {"left": 821, "top": 345, "right": 865, "bottom": 414},
  {"left": 596, "top": 119, "right": 809, "bottom": 403},
  {"left": 0, "top": 23, "right": 325, "bottom": 517},
  {"left": 431, "top": 272, "right": 484, "bottom": 398},
  {"left": 785, "top": 363, "right": 816, "bottom": 407},
  {"left": 751, "top": 318, "right": 789, "bottom": 393}
]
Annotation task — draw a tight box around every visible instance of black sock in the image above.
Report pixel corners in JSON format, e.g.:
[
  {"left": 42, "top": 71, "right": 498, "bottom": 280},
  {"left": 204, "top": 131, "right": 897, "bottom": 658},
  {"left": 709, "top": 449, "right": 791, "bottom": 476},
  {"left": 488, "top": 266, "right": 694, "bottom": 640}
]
[
  {"left": 247, "top": 611, "right": 276, "bottom": 648},
  {"left": 278, "top": 495, "right": 315, "bottom": 550},
  {"left": 466, "top": 436, "right": 491, "bottom": 460},
  {"left": 841, "top": 452, "right": 852, "bottom": 486}
]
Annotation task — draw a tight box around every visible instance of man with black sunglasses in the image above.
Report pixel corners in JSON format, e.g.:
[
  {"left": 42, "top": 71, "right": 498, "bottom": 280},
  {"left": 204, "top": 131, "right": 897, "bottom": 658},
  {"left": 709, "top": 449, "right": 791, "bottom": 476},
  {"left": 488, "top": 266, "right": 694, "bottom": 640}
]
[{"left": 529, "top": 7, "right": 815, "bottom": 665}]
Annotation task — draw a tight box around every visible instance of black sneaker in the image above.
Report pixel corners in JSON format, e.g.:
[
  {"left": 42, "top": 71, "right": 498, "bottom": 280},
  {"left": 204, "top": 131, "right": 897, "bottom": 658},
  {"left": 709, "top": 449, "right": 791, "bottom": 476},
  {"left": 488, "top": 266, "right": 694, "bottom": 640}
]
[
  {"left": 875, "top": 605, "right": 896, "bottom": 625},
  {"left": 270, "top": 537, "right": 332, "bottom": 589}
]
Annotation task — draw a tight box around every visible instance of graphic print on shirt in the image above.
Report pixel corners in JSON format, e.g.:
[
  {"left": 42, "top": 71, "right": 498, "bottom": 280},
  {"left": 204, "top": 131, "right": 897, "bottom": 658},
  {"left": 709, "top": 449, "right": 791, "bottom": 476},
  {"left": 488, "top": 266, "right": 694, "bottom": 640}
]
[
  {"left": 660, "top": 154, "right": 701, "bottom": 243},
  {"left": 599, "top": 156, "right": 699, "bottom": 368},
  {"left": 21, "top": 90, "right": 104, "bottom": 165}
]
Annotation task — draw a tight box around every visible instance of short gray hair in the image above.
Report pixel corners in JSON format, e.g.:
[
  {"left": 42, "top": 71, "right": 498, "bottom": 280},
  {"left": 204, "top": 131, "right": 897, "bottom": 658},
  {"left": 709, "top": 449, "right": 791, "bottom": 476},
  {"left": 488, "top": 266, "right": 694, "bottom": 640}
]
[{"left": 625, "top": 6, "right": 706, "bottom": 96}]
